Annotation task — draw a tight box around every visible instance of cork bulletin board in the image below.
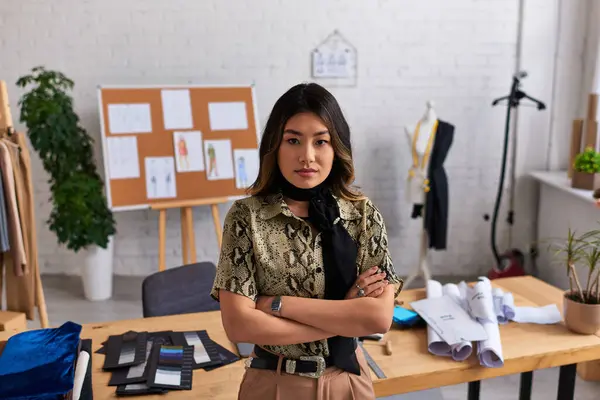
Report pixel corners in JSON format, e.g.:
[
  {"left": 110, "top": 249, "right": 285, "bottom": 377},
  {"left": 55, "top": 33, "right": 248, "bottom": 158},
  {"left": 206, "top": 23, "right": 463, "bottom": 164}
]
[{"left": 97, "top": 84, "right": 260, "bottom": 211}]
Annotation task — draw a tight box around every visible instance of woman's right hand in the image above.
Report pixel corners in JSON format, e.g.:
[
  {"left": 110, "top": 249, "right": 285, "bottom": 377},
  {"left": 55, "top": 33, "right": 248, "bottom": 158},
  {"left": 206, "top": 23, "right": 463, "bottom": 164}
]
[{"left": 345, "top": 266, "right": 388, "bottom": 299}]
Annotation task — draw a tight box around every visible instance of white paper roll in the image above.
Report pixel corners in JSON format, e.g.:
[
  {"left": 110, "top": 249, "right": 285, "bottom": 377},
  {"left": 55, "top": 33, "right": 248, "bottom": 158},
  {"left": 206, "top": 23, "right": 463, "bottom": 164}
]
[
  {"left": 442, "top": 283, "right": 473, "bottom": 361},
  {"left": 426, "top": 280, "right": 451, "bottom": 356},
  {"left": 73, "top": 350, "right": 90, "bottom": 400}
]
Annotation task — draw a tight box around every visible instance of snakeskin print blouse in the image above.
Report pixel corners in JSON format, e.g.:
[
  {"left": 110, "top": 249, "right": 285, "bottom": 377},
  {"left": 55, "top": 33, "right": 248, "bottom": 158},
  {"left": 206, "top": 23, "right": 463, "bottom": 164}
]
[{"left": 210, "top": 193, "right": 403, "bottom": 359}]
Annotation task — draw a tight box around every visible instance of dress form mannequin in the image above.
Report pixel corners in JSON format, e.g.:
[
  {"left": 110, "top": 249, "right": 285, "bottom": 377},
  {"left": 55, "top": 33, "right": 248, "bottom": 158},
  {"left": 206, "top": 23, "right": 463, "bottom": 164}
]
[
  {"left": 403, "top": 101, "right": 438, "bottom": 287},
  {"left": 404, "top": 101, "right": 438, "bottom": 206}
]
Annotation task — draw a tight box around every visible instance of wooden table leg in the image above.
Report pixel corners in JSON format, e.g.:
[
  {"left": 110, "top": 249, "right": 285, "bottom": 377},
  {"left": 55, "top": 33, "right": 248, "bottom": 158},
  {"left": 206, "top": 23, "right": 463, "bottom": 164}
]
[
  {"left": 519, "top": 371, "right": 533, "bottom": 400},
  {"left": 467, "top": 380, "right": 480, "bottom": 400},
  {"left": 211, "top": 204, "right": 223, "bottom": 249},
  {"left": 185, "top": 207, "right": 197, "bottom": 263},
  {"left": 557, "top": 364, "right": 577, "bottom": 400},
  {"left": 180, "top": 208, "right": 189, "bottom": 264},
  {"left": 159, "top": 209, "right": 167, "bottom": 272}
]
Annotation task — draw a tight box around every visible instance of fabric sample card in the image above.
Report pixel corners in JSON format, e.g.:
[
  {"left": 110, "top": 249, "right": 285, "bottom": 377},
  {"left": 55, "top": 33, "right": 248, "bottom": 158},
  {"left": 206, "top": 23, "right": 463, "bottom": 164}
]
[
  {"left": 146, "top": 343, "right": 193, "bottom": 390},
  {"left": 102, "top": 331, "right": 148, "bottom": 370},
  {"left": 169, "top": 330, "right": 221, "bottom": 369}
]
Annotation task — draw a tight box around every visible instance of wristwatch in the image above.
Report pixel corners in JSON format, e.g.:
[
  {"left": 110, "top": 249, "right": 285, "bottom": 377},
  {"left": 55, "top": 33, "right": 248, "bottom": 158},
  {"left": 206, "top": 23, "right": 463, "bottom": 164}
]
[{"left": 271, "top": 296, "right": 283, "bottom": 317}]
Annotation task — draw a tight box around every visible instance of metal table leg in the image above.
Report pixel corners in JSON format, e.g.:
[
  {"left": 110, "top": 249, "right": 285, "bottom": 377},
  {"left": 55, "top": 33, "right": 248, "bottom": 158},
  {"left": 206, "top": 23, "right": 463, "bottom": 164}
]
[
  {"left": 468, "top": 380, "right": 480, "bottom": 400},
  {"left": 557, "top": 364, "right": 576, "bottom": 400},
  {"left": 519, "top": 371, "right": 533, "bottom": 400}
]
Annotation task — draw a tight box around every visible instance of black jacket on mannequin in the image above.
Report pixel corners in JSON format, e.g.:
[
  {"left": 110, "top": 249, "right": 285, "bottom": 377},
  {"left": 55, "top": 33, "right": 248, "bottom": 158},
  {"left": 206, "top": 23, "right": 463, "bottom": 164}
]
[{"left": 411, "top": 120, "right": 454, "bottom": 250}]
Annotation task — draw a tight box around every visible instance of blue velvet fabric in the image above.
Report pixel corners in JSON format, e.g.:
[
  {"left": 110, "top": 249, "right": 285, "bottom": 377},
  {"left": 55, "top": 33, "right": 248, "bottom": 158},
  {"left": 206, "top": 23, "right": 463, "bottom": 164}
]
[{"left": 0, "top": 321, "right": 82, "bottom": 400}]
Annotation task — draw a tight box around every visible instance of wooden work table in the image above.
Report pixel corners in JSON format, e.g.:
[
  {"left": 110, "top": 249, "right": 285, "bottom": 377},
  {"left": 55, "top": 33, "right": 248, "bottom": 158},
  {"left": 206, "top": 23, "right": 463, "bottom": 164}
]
[{"left": 2, "top": 276, "right": 600, "bottom": 399}]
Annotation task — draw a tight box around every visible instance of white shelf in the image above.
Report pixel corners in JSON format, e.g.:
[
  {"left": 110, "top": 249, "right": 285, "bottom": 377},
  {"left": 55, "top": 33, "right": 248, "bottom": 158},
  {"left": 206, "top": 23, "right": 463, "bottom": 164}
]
[{"left": 529, "top": 170, "right": 596, "bottom": 205}]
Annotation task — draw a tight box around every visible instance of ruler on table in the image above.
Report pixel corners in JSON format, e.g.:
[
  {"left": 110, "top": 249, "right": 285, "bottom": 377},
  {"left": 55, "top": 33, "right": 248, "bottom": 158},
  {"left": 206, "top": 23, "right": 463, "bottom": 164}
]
[{"left": 358, "top": 342, "right": 387, "bottom": 379}]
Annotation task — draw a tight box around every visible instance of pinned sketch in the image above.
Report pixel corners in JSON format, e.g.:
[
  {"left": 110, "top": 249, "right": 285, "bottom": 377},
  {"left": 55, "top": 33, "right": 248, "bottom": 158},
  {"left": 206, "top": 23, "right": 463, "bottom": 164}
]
[
  {"left": 161, "top": 89, "right": 193, "bottom": 130},
  {"left": 311, "top": 30, "right": 357, "bottom": 82},
  {"left": 233, "top": 149, "right": 259, "bottom": 189},
  {"left": 145, "top": 157, "right": 177, "bottom": 199},
  {"left": 106, "top": 136, "right": 140, "bottom": 179},
  {"left": 107, "top": 104, "right": 152, "bottom": 134},
  {"left": 208, "top": 102, "right": 248, "bottom": 131},
  {"left": 204, "top": 140, "right": 234, "bottom": 180},
  {"left": 173, "top": 131, "right": 205, "bottom": 172}
]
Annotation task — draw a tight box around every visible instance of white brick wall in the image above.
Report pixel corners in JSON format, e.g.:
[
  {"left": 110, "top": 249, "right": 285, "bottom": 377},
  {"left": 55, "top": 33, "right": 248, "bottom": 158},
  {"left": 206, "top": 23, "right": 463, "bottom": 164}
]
[{"left": 0, "top": 0, "right": 588, "bottom": 277}]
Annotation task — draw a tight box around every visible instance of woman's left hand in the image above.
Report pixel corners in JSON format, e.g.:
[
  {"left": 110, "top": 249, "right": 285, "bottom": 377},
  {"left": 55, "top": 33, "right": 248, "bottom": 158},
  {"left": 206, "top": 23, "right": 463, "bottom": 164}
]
[
  {"left": 256, "top": 296, "right": 275, "bottom": 315},
  {"left": 345, "top": 266, "right": 388, "bottom": 299}
]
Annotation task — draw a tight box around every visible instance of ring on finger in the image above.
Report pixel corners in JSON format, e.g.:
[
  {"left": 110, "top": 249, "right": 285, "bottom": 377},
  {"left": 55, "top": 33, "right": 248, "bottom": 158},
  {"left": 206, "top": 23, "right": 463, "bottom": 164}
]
[{"left": 357, "top": 288, "right": 365, "bottom": 297}]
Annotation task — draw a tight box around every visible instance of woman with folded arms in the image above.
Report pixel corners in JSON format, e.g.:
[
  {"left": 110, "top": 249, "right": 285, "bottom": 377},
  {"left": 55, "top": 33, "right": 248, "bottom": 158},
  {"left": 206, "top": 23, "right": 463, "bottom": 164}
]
[{"left": 211, "top": 82, "right": 403, "bottom": 400}]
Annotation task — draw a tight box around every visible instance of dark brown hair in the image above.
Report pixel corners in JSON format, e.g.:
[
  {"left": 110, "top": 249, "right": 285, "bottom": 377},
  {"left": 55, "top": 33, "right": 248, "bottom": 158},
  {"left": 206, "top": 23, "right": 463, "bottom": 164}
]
[{"left": 247, "top": 83, "right": 363, "bottom": 201}]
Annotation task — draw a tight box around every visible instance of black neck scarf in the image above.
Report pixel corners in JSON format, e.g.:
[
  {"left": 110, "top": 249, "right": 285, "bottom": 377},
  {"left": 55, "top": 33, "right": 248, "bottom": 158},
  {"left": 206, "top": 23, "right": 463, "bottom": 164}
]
[{"left": 277, "top": 174, "right": 361, "bottom": 375}]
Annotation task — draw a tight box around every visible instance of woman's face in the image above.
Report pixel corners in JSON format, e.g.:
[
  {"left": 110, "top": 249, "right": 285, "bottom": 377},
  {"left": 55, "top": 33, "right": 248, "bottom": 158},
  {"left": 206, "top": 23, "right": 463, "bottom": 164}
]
[{"left": 277, "top": 112, "right": 335, "bottom": 189}]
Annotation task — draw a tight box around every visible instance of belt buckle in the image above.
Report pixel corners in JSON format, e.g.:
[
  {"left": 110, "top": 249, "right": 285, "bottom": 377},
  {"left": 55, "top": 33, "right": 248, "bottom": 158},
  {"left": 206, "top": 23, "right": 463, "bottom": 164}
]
[{"left": 298, "top": 355, "right": 326, "bottom": 379}]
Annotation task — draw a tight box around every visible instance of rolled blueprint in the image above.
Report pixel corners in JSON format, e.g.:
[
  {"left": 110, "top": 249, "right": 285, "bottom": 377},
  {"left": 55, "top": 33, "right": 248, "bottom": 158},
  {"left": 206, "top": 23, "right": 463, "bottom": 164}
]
[
  {"left": 492, "top": 288, "right": 515, "bottom": 324},
  {"left": 471, "top": 277, "right": 504, "bottom": 368},
  {"left": 442, "top": 283, "right": 473, "bottom": 361},
  {"left": 426, "top": 280, "right": 451, "bottom": 356}
]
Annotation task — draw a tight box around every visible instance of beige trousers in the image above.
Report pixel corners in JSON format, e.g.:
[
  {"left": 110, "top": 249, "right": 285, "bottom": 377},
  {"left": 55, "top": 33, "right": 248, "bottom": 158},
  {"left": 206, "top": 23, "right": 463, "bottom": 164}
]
[{"left": 238, "top": 347, "right": 376, "bottom": 400}]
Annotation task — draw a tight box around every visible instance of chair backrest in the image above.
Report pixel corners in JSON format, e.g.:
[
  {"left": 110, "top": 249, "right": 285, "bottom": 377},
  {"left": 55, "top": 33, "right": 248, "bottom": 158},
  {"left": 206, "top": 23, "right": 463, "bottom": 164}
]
[{"left": 142, "top": 262, "right": 220, "bottom": 318}]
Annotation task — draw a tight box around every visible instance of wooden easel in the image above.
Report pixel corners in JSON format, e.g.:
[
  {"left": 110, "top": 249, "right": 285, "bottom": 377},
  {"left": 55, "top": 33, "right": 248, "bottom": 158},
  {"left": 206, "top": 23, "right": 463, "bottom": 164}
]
[
  {"left": 151, "top": 197, "right": 230, "bottom": 272},
  {"left": 0, "top": 80, "right": 49, "bottom": 329}
]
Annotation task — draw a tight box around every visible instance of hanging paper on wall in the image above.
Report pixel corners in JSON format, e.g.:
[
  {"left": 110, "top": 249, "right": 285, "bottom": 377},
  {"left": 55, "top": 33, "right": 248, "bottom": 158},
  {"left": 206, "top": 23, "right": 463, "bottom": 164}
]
[
  {"left": 233, "top": 149, "right": 259, "bottom": 189},
  {"left": 208, "top": 102, "right": 248, "bottom": 131},
  {"left": 145, "top": 157, "right": 177, "bottom": 199},
  {"left": 173, "top": 131, "right": 205, "bottom": 173},
  {"left": 107, "top": 103, "right": 152, "bottom": 134},
  {"left": 106, "top": 136, "right": 140, "bottom": 179},
  {"left": 161, "top": 89, "right": 193, "bottom": 130},
  {"left": 311, "top": 30, "right": 357, "bottom": 81},
  {"left": 204, "top": 140, "right": 234, "bottom": 181}
]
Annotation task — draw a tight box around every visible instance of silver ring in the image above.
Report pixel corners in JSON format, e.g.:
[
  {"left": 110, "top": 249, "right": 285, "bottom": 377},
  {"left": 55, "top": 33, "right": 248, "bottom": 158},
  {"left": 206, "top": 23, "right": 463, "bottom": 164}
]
[{"left": 355, "top": 283, "right": 362, "bottom": 290}]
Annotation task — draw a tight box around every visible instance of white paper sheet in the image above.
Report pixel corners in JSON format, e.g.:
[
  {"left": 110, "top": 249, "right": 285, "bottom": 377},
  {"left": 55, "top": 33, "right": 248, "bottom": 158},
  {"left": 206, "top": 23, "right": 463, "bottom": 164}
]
[
  {"left": 424, "top": 280, "right": 451, "bottom": 356},
  {"left": 204, "top": 140, "right": 234, "bottom": 180},
  {"left": 161, "top": 89, "right": 193, "bottom": 130},
  {"left": 492, "top": 287, "right": 560, "bottom": 324},
  {"left": 108, "top": 104, "right": 152, "bottom": 134},
  {"left": 442, "top": 283, "right": 473, "bottom": 361},
  {"left": 145, "top": 157, "right": 177, "bottom": 199},
  {"left": 106, "top": 136, "right": 140, "bottom": 179},
  {"left": 411, "top": 286, "right": 488, "bottom": 346},
  {"left": 233, "top": 149, "right": 259, "bottom": 189},
  {"left": 470, "top": 278, "right": 504, "bottom": 368},
  {"left": 208, "top": 102, "right": 249, "bottom": 131},
  {"left": 513, "top": 305, "right": 562, "bottom": 324},
  {"left": 173, "top": 131, "right": 205, "bottom": 172}
]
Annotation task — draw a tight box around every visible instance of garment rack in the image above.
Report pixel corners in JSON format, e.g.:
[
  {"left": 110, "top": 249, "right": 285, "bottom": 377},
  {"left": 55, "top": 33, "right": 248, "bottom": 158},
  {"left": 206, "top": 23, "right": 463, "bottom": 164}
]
[{"left": 0, "top": 80, "right": 49, "bottom": 329}]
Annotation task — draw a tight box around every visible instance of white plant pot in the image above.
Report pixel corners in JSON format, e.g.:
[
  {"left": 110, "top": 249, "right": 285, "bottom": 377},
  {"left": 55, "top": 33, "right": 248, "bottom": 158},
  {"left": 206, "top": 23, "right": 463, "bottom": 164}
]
[{"left": 82, "top": 236, "right": 114, "bottom": 301}]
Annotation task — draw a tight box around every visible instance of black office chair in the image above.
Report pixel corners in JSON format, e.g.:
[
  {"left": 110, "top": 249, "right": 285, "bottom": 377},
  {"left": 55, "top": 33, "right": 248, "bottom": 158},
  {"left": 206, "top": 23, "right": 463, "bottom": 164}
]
[{"left": 142, "top": 262, "right": 220, "bottom": 318}]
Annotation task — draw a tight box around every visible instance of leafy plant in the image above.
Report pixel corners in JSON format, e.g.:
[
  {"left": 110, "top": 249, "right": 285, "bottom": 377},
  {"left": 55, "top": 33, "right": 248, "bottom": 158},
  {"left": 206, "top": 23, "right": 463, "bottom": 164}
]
[
  {"left": 16, "top": 66, "right": 116, "bottom": 252},
  {"left": 574, "top": 146, "right": 600, "bottom": 174},
  {"left": 549, "top": 227, "right": 600, "bottom": 304}
]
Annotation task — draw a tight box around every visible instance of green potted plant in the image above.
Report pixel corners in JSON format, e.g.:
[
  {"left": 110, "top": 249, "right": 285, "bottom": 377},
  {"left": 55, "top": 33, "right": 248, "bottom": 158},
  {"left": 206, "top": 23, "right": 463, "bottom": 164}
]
[
  {"left": 572, "top": 146, "right": 600, "bottom": 190},
  {"left": 551, "top": 227, "right": 600, "bottom": 334},
  {"left": 16, "top": 66, "right": 117, "bottom": 301}
]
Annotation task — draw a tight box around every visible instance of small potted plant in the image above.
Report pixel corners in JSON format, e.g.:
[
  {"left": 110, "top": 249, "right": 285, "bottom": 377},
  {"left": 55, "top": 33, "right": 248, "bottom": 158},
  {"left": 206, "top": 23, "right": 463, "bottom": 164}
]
[
  {"left": 551, "top": 227, "right": 600, "bottom": 334},
  {"left": 16, "top": 66, "right": 117, "bottom": 301},
  {"left": 572, "top": 146, "right": 600, "bottom": 190}
]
